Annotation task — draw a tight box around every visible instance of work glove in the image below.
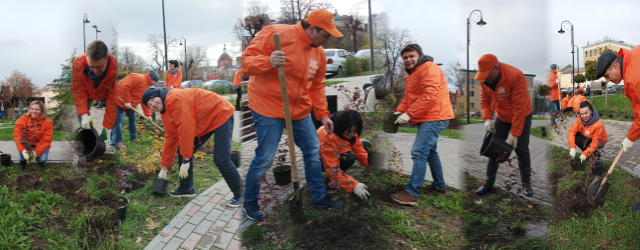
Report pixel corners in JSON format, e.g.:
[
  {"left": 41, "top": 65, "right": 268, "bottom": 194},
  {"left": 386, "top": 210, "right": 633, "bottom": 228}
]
[
  {"left": 22, "top": 150, "right": 30, "bottom": 161},
  {"left": 158, "top": 168, "right": 167, "bottom": 179},
  {"left": 622, "top": 137, "right": 634, "bottom": 152},
  {"left": 569, "top": 148, "right": 576, "bottom": 159},
  {"left": 507, "top": 134, "right": 517, "bottom": 149},
  {"left": 580, "top": 154, "right": 587, "bottom": 162},
  {"left": 484, "top": 119, "right": 494, "bottom": 133},
  {"left": 353, "top": 183, "right": 370, "bottom": 199},
  {"left": 179, "top": 159, "right": 190, "bottom": 179},
  {"left": 556, "top": 79, "right": 560, "bottom": 84},
  {"left": 99, "top": 128, "right": 108, "bottom": 141},
  {"left": 124, "top": 103, "right": 133, "bottom": 109},
  {"left": 395, "top": 113, "right": 410, "bottom": 124},
  {"left": 81, "top": 114, "right": 91, "bottom": 129}
]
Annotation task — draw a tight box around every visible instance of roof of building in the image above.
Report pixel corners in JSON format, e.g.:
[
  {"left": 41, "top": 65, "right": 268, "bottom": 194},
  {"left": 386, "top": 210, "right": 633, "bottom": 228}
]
[{"left": 583, "top": 37, "right": 637, "bottom": 49}]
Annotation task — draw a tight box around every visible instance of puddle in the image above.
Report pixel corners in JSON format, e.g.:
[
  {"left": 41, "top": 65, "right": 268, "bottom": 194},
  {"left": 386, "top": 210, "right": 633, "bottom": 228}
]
[{"left": 523, "top": 221, "right": 548, "bottom": 238}]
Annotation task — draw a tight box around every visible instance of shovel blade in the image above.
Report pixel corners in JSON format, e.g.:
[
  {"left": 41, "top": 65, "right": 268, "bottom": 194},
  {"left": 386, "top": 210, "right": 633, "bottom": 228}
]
[
  {"left": 587, "top": 176, "right": 610, "bottom": 204},
  {"left": 288, "top": 182, "right": 305, "bottom": 224}
]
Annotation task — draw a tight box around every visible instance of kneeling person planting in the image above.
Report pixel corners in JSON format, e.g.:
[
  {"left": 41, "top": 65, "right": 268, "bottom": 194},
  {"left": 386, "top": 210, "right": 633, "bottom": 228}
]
[
  {"left": 390, "top": 44, "right": 454, "bottom": 206},
  {"left": 568, "top": 101, "right": 608, "bottom": 164},
  {"left": 142, "top": 88, "right": 243, "bottom": 207}
]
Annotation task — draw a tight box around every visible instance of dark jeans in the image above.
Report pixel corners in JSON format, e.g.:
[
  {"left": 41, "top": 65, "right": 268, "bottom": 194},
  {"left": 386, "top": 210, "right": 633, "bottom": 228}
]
[
  {"left": 486, "top": 112, "right": 533, "bottom": 185},
  {"left": 235, "top": 88, "right": 242, "bottom": 110},
  {"left": 574, "top": 132, "right": 601, "bottom": 159},
  {"left": 177, "top": 115, "right": 242, "bottom": 198}
]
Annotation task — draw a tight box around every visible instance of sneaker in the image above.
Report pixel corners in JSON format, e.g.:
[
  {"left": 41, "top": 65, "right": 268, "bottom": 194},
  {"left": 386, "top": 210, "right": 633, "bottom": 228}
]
[
  {"left": 391, "top": 191, "right": 418, "bottom": 206},
  {"left": 421, "top": 185, "right": 449, "bottom": 196},
  {"left": 227, "top": 196, "right": 243, "bottom": 208},
  {"left": 243, "top": 200, "right": 263, "bottom": 220},
  {"left": 313, "top": 194, "right": 343, "bottom": 209},
  {"left": 18, "top": 160, "right": 26, "bottom": 171},
  {"left": 169, "top": 187, "right": 196, "bottom": 197},
  {"left": 116, "top": 142, "right": 128, "bottom": 149},
  {"left": 38, "top": 162, "right": 48, "bottom": 169}
]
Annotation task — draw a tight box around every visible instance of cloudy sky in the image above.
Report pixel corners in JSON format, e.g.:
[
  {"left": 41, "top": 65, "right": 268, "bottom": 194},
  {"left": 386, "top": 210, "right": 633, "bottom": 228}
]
[{"left": 1, "top": 0, "right": 639, "bottom": 89}]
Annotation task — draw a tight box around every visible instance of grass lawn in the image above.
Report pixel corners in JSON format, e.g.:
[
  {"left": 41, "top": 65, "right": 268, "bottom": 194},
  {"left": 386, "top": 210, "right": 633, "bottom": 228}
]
[
  {"left": 547, "top": 146, "right": 640, "bottom": 249},
  {"left": 325, "top": 80, "right": 347, "bottom": 86},
  {"left": 0, "top": 127, "right": 73, "bottom": 141},
  {"left": 589, "top": 94, "right": 635, "bottom": 121},
  {"left": 398, "top": 127, "right": 462, "bottom": 140},
  {"left": 530, "top": 126, "right": 554, "bottom": 141},
  {"left": 243, "top": 166, "right": 465, "bottom": 249}
]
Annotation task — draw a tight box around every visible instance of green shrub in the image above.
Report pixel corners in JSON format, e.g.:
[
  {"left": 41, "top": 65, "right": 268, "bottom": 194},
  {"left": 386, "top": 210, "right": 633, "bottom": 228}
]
[
  {"left": 342, "top": 57, "right": 361, "bottom": 76},
  {"left": 360, "top": 57, "right": 371, "bottom": 72}
]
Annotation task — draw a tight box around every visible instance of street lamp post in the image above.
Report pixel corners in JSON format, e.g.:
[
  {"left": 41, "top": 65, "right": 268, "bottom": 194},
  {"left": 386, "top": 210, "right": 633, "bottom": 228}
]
[
  {"left": 466, "top": 9, "right": 487, "bottom": 124},
  {"left": 92, "top": 25, "right": 100, "bottom": 40},
  {"left": 558, "top": 20, "right": 574, "bottom": 92},
  {"left": 162, "top": 0, "right": 169, "bottom": 73},
  {"left": 179, "top": 37, "right": 187, "bottom": 81},
  {"left": 83, "top": 14, "right": 90, "bottom": 53},
  {"left": 368, "top": 0, "right": 374, "bottom": 72}
]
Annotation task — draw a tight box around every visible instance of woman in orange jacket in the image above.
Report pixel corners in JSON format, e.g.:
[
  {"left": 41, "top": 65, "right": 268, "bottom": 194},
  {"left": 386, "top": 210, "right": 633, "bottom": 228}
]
[
  {"left": 13, "top": 100, "right": 53, "bottom": 170},
  {"left": 565, "top": 91, "right": 587, "bottom": 113},
  {"left": 142, "top": 87, "right": 243, "bottom": 207},
  {"left": 318, "top": 110, "right": 371, "bottom": 199},
  {"left": 165, "top": 60, "right": 182, "bottom": 89},
  {"left": 568, "top": 101, "right": 607, "bottom": 164},
  {"left": 232, "top": 64, "right": 248, "bottom": 111}
]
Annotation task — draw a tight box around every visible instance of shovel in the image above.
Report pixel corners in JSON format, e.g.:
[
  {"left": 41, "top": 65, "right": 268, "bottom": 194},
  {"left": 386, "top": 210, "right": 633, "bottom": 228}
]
[
  {"left": 117, "top": 97, "right": 165, "bottom": 132},
  {"left": 587, "top": 148, "right": 624, "bottom": 204},
  {"left": 274, "top": 33, "right": 304, "bottom": 223}
]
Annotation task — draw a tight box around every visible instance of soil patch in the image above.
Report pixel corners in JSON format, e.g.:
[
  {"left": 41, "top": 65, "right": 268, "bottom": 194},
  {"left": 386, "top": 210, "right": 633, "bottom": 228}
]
[
  {"left": 291, "top": 213, "right": 385, "bottom": 250},
  {"left": 551, "top": 170, "right": 600, "bottom": 224},
  {"left": 9, "top": 173, "right": 39, "bottom": 192},
  {"left": 48, "top": 177, "right": 78, "bottom": 199}
]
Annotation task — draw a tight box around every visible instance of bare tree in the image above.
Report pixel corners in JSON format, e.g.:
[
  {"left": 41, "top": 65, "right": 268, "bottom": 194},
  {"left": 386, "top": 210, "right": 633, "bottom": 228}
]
[
  {"left": 147, "top": 34, "right": 178, "bottom": 78},
  {"left": 241, "top": 1, "right": 271, "bottom": 40},
  {"left": 179, "top": 45, "right": 209, "bottom": 81},
  {"left": 110, "top": 25, "right": 119, "bottom": 64},
  {"left": 278, "top": 0, "right": 333, "bottom": 24},
  {"left": 1, "top": 70, "right": 35, "bottom": 106},
  {"left": 119, "top": 46, "right": 147, "bottom": 73},
  {"left": 444, "top": 60, "right": 465, "bottom": 95},
  {"left": 377, "top": 26, "right": 413, "bottom": 91},
  {"left": 341, "top": 11, "right": 365, "bottom": 53}
]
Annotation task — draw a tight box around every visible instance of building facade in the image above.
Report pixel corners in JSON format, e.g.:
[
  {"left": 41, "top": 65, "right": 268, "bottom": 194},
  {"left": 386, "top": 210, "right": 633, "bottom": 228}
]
[{"left": 582, "top": 37, "right": 636, "bottom": 64}]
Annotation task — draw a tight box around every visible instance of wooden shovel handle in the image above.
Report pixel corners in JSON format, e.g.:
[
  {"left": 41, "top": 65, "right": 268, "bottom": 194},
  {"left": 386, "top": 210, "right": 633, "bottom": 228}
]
[
  {"left": 273, "top": 34, "right": 299, "bottom": 183},
  {"left": 117, "top": 97, "right": 165, "bottom": 132},
  {"left": 601, "top": 147, "right": 625, "bottom": 187}
]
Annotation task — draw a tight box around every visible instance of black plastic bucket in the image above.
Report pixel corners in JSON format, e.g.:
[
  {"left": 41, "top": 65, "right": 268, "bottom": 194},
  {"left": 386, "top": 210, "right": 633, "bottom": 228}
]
[
  {"left": 382, "top": 113, "right": 400, "bottom": 134},
  {"left": 152, "top": 178, "right": 169, "bottom": 194},
  {"left": 480, "top": 133, "right": 513, "bottom": 160},
  {"left": 541, "top": 131, "right": 547, "bottom": 137},
  {"left": 540, "top": 127, "right": 546, "bottom": 132},
  {"left": 118, "top": 196, "right": 129, "bottom": 221},
  {"left": 75, "top": 128, "right": 106, "bottom": 159},
  {"left": 274, "top": 168, "right": 292, "bottom": 186},
  {"left": 570, "top": 161, "right": 584, "bottom": 171},
  {"left": 592, "top": 160, "right": 604, "bottom": 176},
  {"left": 0, "top": 154, "right": 11, "bottom": 167}
]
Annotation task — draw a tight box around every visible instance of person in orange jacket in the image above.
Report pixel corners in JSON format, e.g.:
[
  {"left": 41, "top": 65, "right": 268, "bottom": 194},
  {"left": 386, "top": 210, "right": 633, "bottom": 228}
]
[
  {"left": 104, "top": 71, "right": 156, "bottom": 149},
  {"left": 561, "top": 92, "right": 573, "bottom": 111},
  {"left": 318, "top": 110, "right": 372, "bottom": 199},
  {"left": 232, "top": 63, "right": 248, "bottom": 111},
  {"left": 565, "top": 90, "right": 587, "bottom": 113},
  {"left": 568, "top": 101, "right": 607, "bottom": 164},
  {"left": 14, "top": 100, "right": 53, "bottom": 170},
  {"left": 71, "top": 40, "right": 117, "bottom": 133},
  {"left": 142, "top": 87, "right": 243, "bottom": 205},
  {"left": 475, "top": 54, "right": 534, "bottom": 197},
  {"left": 241, "top": 9, "right": 344, "bottom": 219},
  {"left": 165, "top": 60, "right": 182, "bottom": 89},
  {"left": 546, "top": 64, "right": 560, "bottom": 127},
  {"left": 390, "top": 44, "right": 455, "bottom": 206}
]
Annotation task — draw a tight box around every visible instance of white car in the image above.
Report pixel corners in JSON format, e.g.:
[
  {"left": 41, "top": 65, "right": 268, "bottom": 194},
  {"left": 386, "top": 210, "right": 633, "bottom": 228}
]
[{"left": 324, "top": 49, "right": 352, "bottom": 76}]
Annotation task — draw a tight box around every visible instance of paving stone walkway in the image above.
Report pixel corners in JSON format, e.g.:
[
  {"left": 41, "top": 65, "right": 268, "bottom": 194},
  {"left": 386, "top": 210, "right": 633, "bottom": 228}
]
[{"left": 0, "top": 141, "right": 74, "bottom": 163}]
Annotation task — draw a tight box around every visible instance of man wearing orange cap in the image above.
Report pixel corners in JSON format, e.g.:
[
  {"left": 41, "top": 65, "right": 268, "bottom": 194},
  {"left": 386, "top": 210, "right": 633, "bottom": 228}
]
[
  {"left": 241, "top": 9, "right": 345, "bottom": 219},
  {"left": 475, "top": 54, "right": 534, "bottom": 197},
  {"left": 546, "top": 64, "right": 560, "bottom": 128}
]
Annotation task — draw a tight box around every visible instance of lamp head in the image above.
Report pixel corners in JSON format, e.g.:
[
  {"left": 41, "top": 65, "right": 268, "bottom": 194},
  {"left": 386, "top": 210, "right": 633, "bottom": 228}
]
[
  {"left": 558, "top": 29, "right": 565, "bottom": 34},
  {"left": 477, "top": 19, "right": 486, "bottom": 27},
  {"left": 92, "top": 25, "right": 97, "bottom": 28}
]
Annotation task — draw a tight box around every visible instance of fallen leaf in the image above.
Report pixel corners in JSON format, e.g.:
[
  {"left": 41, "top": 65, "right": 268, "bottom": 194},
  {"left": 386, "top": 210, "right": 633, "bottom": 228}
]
[
  {"left": 204, "top": 179, "right": 210, "bottom": 181},
  {"left": 149, "top": 208, "right": 154, "bottom": 213},
  {"left": 475, "top": 199, "right": 484, "bottom": 205},
  {"left": 148, "top": 198, "right": 153, "bottom": 202},
  {"left": 626, "top": 184, "right": 633, "bottom": 189},
  {"left": 39, "top": 177, "right": 43, "bottom": 182},
  {"left": 158, "top": 207, "right": 166, "bottom": 210},
  {"left": 33, "top": 202, "right": 39, "bottom": 207},
  {"left": 160, "top": 232, "right": 169, "bottom": 237},
  {"left": 422, "top": 214, "right": 429, "bottom": 219},
  {"left": 75, "top": 187, "right": 83, "bottom": 194},
  {"left": 618, "top": 225, "right": 626, "bottom": 231},
  {"left": 135, "top": 237, "right": 142, "bottom": 244},
  {"left": 343, "top": 207, "right": 349, "bottom": 211},
  {"left": 147, "top": 238, "right": 154, "bottom": 241},
  {"left": 45, "top": 169, "right": 50, "bottom": 173},
  {"left": 607, "top": 214, "right": 613, "bottom": 219},
  {"left": 51, "top": 208, "right": 58, "bottom": 213},
  {"left": 527, "top": 205, "right": 533, "bottom": 208},
  {"left": 307, "top": 221, "right": 313, "bottom": 225},
  {"left": 146, "top": 220, "right": 161, "bottom": 230}
]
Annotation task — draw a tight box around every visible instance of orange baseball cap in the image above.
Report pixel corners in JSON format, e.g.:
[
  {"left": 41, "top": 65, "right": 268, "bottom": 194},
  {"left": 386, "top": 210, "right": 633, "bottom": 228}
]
[
  {"left": 306, "top": 9, "right": 343, "bottom": 38},
  {"left": 474, "top": 54, "right": 499, "bottom": 80}
]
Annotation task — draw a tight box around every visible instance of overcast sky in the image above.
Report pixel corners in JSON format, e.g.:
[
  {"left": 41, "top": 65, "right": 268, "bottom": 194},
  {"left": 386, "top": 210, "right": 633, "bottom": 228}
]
[{"left": 2, "top": 0, "right": 639, "bottom": 89}]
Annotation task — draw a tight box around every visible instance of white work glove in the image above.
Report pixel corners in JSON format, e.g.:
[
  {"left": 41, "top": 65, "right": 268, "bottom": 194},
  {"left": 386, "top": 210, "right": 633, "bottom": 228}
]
[
  {"left": 179, "top": 159, "right": 190, "bottom": 179},
  {"left": 22, "top": 150, "right": 30, "bottom": 161},
  {"left": 622, "top": 137, "right": 634, "bottom": 152},
  {"left": 158, "top": 168, "right": 167, "bottom": 179},
  {"left": 353, "top": 183, "right": 370, "bottom": 199},
  {"left": 556, "top": 79, "right": 560, "bottom": 84},
  {"left": 395, "top": 113, "right": 410, "bottom": 124},
  {"left": 80, "top": 114, "right": 91, "bottom": 129},
  {"left": 124, "top": 103, "right": 133, "bottom": 109},
  {"left": 580, "top": 154, "right": 587, "bottom": 162},
  {"left": 569, "top": 148, "right": 576, "bottom": 159},
  {"left": 507, "top": 133, "right": 517, "bottom": 149},
  {"left": 484, "top": 119, "right": 494, "bottom": 133}
]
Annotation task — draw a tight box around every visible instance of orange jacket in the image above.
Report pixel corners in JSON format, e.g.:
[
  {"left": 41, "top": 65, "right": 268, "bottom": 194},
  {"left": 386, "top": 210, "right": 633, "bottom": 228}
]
[
  {"left": 568, "top": 94, "right": 588, "bottom": 113},
  {"left": 13, "top": 114, "right": 53, "bottom": 157},
  {"left": 233, "top": 68, "right": 244, "bottom": 87},
  {"left": 243, "top": 22, "right": 329, "bottom": 121},
  {"left": 317, "top": 126, "right": 370, "bottom": 192},
  {"left": 568, "top": 115, "right": 608, "bottom": 158},
  {"left": 561, "top": 95, "right": 571, "bottom": 110},
  {"left": 578, "top": 86, "right": 585, "bottom": 93},
  {"left": 165, "top": 68, "right": 182, "bottom": 89},
  {"left": 161, "top": 88, "right": 235, "bottom": 167},
  {"left": 396, "top": 59, "right": 454, "bottom": 124},
  {"left": 71, "top": 53, "right": 118, "bottom": 117},
  {"left": 103, "top": 73, "right": 152, "bottom": 129},
  {"left": 480, "top": 63, "right": 533, "bottom": 137},
  {"left": 546, "top": 70, "right": 559, "bottom": 101},
  {"left": 620, "top": 47, "right": 640, "bottom": 141}
]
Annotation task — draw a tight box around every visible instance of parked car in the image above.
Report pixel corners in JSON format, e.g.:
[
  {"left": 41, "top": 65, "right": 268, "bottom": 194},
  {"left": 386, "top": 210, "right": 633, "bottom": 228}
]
[
  {"left": 608, "top": 85, "right": 624, "bottom": 93},
  {"left": 354, "top": 49, "right": 384, "bottom": 58},
  {"left": 324, "top": 49, "right": 352, "bottom": 76},
  {"left": 181, "top": 80, "right": 204, "bottom": 88},
  {"left": 560, "top": 88, "right": 567, "bottom": 93},
  {"left": 202, "top": 80, "right": 232, "bottom": 90},
  {"left": 154, "top": 81, "right": 165, "bottom": 88}
]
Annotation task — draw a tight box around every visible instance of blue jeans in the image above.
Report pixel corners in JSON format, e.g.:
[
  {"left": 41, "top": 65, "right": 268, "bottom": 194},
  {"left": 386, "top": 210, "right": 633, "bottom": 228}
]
[
  {"left": 549, "top": 101, "right": 559, "bottom": 126},
  {"left": 244, "top": 111, "right": 325, "bottom": 202},
  {"left": 110, "top": 105, "right": 137, "bottom": 147},
  {"left": 19, "top": 149, "right": 49, "bottom": 163},
  {"left": 405, "top": 120, "right": 449, "bottom": 197},
  {"left": 77, "top": 99, "right": 92, "bottom": 127}
]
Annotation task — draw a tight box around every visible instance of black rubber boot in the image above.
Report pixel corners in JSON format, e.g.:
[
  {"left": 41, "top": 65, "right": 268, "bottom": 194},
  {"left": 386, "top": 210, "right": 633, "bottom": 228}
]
[
  {"left": 523, "top": 183, "right": 533, "bottom": 197},
  {"left": 18, "top": 160, "right": 26, "bottom": 171},
  {"left": 477, "top": 159, "right": 499, "bottom": 195},
  {"left": 475, "top": 183, "right": 494, "bottom": 195},
  {"left": 39, "top": 162, "right": 48, "bottom": 169},
  {"left": 632, "top": 203, "right": 640, "bottom": 213}
]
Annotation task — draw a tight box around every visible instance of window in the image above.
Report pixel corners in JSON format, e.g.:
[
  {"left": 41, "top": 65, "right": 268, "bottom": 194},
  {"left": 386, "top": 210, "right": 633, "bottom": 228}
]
[
  {"left": 471, "top": 91, "right": 475, "bottom": 97},
  {"left": 471, "top": 103, "right": 475, "bottom": 108},
  {"left": 471, "top": 79, "right": 475, "bottom": 88},
  {"left": 599, "top": 48, "right": 602, "bottom": 54},
  {"left": 325, "top": 50, "right": 335, "bottom": 56},
  {"left": 590, "top": 50, "right": 592, "bottom": 57},
  {"left": 585, "top": 52, "right": 588, "bottom": 58},
  {"left": 338, "top": 51, "right": 345, "bottom": 57}
]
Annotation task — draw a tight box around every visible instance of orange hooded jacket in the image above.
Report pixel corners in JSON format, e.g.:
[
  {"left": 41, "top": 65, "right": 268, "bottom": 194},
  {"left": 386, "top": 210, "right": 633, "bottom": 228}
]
[
  {"left": 103, "top": 73, "right": 153, "bottom": 129},
  {"left": 480, "top": 63, "right": 533, "bottom": 137},
  {"left": 165, "top": 68, "right": 182, "bottom": 89},
  {"left": 71, "top": 53, "right": 118, "bottom": 117},
  {"left": 233, "top": 68, "right": 244, "bottom": 87},
  {"left": 317, "top": 126, "right": 370, "bottom": 192},
  {"left": 242, "top": 22, "right": 329, "bottom": 121},
  {"left": 620, "top": 47, "right": 640, "bottom": 141},
  {"left": 568, "top": 94, "right": 588, "bottom": 113},
  {"left": 561, "top": 95, "right": 571, "bottom": 110},
  {"left": 161, "top": 88, "right": 235, "bottom": 167},
  {"left": 396, "top": 56, "right": 454, "bottom": 124},
  {"left": 546, "top": 70, "right": 559, "bottom": 101},
  {"left": 568, "top": 113, "right": 608, "bottom": 158},
  {"left": 13, "top": 113, "right": 53, "bottom": 157}
]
